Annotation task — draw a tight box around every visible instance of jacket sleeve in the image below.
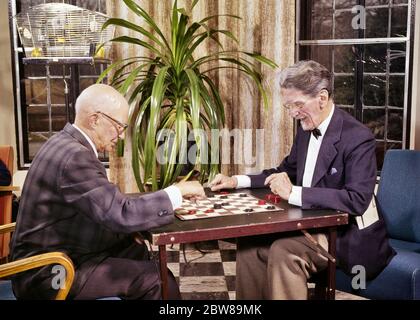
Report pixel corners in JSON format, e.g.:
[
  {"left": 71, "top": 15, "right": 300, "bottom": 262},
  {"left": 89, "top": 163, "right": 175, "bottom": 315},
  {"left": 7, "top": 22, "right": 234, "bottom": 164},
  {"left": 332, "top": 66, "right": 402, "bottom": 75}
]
[
  {"left": 302, "top": 134, "right": 377, "bottom": 215},
  {"left": 58, "top": 149, "right": 174, "bottom": 233},
  {"left": 247, "top": 141, "right": 298, "bottom": 188}
]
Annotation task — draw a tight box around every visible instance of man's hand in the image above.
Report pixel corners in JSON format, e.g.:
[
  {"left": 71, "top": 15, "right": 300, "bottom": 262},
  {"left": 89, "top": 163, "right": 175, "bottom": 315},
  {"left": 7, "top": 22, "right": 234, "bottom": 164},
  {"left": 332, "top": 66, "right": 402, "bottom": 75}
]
[
  {"left": 264, "top": 173, "right": 293, "bottom": 200},
  {"left": 174, "top": 181, "right": 206, "bottom": 201},
  {"left": 208, "top": 174, "right": 238, "bottom": 191}
]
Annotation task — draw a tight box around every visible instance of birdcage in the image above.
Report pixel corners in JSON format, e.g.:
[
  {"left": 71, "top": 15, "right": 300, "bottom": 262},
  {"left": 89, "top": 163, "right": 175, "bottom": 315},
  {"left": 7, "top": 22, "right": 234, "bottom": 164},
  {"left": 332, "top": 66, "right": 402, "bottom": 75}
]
[{"left": 14, "top": 3, "right": 114, "bottom": 58}]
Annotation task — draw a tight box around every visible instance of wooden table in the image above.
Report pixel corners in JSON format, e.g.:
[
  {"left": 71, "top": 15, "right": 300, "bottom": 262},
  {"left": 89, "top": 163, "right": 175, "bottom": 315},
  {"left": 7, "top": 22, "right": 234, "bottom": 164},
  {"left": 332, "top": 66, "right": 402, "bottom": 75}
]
[{"left": 145, "top": 189, "right": 348, "bottom": 300}]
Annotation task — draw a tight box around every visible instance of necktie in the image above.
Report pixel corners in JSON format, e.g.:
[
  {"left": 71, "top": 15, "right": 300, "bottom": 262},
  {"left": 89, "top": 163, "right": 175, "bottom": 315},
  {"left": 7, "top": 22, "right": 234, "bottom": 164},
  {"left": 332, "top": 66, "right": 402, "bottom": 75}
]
[{"left": 311, "top": 128, "right": 322, "bottom": 139}]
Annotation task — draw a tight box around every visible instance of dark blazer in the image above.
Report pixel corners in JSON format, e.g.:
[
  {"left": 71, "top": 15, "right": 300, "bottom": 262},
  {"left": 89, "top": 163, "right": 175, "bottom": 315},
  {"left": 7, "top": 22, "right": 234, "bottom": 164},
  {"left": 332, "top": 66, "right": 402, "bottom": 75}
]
[
  {"left": 248, "top": 107, "right": 395, "bottom": 278},
  {"left": 10, "top": 124, "right": 175, "bottom": 298}
]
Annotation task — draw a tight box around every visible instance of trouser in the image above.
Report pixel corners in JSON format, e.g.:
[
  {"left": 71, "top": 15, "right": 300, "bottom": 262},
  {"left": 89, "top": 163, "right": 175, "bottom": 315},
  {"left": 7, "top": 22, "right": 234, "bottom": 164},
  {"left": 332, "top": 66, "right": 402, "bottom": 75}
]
[
  {"left": 73, "top": 242, "right": 180, "bottom": 300},
  {"left": 236, "top": 233, "right": 329, "bottom": 300}
]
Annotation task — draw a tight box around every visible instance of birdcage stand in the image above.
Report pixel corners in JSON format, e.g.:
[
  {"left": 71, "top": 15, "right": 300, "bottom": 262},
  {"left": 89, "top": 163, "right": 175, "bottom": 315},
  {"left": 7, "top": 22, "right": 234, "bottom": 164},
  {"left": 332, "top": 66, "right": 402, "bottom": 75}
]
[{"left": 22, "top": 57, "right": 111, "bottom": 136}]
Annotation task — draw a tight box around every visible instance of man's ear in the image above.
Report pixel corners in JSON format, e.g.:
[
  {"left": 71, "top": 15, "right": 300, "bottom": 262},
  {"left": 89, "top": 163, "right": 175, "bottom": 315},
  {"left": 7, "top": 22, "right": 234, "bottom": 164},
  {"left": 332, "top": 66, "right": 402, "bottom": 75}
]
[
  {"left": 319, "top": 89, "right": 329, "bottom": 109},
  {"left": 88, "top": 113, "right": 99, "bottom": 128}
]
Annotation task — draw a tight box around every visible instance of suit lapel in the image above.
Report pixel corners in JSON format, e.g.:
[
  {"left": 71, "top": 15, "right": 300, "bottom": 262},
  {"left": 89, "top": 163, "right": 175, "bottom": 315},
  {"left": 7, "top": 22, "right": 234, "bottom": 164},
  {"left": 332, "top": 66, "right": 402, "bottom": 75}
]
[
  {"left": 311, "top": 109, "right": 343, "bottom": 187},
  {"left": 296, "top": 127, "right": 310, "bottom": 186}
]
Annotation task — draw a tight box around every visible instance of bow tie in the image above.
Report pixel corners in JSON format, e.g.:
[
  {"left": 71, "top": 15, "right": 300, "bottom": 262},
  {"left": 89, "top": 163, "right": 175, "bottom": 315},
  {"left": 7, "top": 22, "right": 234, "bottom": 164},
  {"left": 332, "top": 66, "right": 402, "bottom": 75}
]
[{"left": 311, "top": 128, "right": 322, "bottom": 139}]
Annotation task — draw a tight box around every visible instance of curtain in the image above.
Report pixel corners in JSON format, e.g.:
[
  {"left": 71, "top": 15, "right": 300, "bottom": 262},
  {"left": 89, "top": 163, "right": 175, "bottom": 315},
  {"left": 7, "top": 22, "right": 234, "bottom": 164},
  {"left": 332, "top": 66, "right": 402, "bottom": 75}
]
[{"left": 106, "top": 0, "right": 295, "bottom": 193}]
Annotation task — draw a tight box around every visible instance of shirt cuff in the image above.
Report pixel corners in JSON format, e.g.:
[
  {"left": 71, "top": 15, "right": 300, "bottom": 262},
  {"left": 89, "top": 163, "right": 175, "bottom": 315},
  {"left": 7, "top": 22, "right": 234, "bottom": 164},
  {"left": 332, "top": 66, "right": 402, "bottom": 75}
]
[
  {"left": 233, "top": 175, "right": 251, "bottom": 189},
  {"left": 288, "top": 186, "right": 302, "bottom": 207},
  {"left": 164, "top": 185, "right": 183, "bottom": 210}
]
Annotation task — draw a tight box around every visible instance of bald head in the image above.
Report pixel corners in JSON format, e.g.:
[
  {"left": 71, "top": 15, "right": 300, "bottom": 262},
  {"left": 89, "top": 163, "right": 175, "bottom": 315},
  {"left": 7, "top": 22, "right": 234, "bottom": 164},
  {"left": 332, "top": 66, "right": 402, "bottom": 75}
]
[
  {"left": 75, "top": 84, "right": 128, "bottom": 120},
  {"left": 73, "top": 84, "right": 129, "bottom": 153}
]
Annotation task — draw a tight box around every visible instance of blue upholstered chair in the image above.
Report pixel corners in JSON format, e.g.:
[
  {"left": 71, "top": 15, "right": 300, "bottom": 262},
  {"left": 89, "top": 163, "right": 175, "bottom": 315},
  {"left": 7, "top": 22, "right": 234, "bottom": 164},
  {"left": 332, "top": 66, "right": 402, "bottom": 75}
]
[{"left": 336, "top": 150, "right": 420, "bottom": 299}]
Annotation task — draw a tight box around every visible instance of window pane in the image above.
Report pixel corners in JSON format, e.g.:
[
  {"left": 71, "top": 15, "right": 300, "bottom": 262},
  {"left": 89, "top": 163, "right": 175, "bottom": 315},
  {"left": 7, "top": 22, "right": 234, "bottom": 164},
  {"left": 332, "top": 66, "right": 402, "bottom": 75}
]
[
  {"left": 391, "top": 5, "right": 408, "bottom": 37},
  {"left": 387, "top": 109, "right": 404, "bottom": 141},
  {"left": 312, "top": 3, "right": 333, "bottom": 39},
  {"left": 50, "top": 79, "right": 66, "bottom": 105},
  {"left": 25, "top": 79, "right": 46, "bottom": 104},
  {"left": 363, "top": 75, "right": 386, "bottom": 106},
  {"left": 27, "top": 105, "right": 66, "bottom": 132},
  {"left": 364, "top": 44, "right": 387, "bottom": 73},
  {"left": 335, "top": 10, "right": 358, "bottom": 39},
  {"left": 28, "top": 132, "right": 48, "bottom": 160},
  {"left": 389, "top": 75, "right": 405, "bottom": 108},
  {"left": 390, "top": 43, "right": 406, "bottom": 73},
  {"left": 363, "top": 108, "right": 386, "bottom": 139},
  {"left": 365, "top": 8, "right": 389, "bottom": 38},
  {"left": 334, "top": 76, "right": 355, "bottom": 105},
  {"left": 334, "top": 45, "right": 355, "bottom": 73}
]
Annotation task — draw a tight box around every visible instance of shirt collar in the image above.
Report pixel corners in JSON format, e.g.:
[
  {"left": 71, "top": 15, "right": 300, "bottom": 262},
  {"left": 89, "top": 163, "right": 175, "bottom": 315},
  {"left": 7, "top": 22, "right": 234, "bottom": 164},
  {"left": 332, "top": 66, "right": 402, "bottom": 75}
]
[
  {"left": 316, "top": 104, "right": 335, "bottom": 136},
  {"left": 72, "top": 124, "right": 98, "bottom": 158}
]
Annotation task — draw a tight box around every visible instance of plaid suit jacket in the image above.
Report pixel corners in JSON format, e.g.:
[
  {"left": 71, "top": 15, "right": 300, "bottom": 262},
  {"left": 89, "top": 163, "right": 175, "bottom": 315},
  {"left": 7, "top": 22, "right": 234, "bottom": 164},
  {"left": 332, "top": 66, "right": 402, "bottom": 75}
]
[{"left": 10, "top": 124, "right": 174, "bottom": 298}]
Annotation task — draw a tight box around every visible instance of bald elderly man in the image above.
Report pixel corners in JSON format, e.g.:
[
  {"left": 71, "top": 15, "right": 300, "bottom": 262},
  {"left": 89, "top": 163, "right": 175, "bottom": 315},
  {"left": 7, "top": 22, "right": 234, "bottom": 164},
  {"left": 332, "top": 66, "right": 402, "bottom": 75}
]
[{"left": 10, "top": 84, "right": 205, "bottom": 300}]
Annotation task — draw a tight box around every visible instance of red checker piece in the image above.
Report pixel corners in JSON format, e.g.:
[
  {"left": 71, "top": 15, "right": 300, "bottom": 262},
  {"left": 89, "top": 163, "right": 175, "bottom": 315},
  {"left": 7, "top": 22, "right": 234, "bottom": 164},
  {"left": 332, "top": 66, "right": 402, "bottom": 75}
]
[
  {"left": 205, "top": 209, "right": 214, "bottom": 213},
  {"left": 187, "top": 210, "right": 197, "bottom": 215},
  {"left": 265, "top": 194, "right": 275, "bottom": 201},
  {"left": 219, "top": 191, "right": 229, "bottom": 195},
  {"left": 272, "top": 195, "right": 281, "bottom": 204},
  {"left": 258, "top": 200, "right": 266, "bottom": 205}
]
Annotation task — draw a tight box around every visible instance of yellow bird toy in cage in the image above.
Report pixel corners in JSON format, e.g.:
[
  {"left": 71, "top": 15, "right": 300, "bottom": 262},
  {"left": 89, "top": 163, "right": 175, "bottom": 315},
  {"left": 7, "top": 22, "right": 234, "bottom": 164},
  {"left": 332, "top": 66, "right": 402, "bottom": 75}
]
[
  {"left": 31, "top": 47, "right": 43, "bottom": 57},
  {"left": 94, "top": 46, "right": 105, "bottom": 59}
]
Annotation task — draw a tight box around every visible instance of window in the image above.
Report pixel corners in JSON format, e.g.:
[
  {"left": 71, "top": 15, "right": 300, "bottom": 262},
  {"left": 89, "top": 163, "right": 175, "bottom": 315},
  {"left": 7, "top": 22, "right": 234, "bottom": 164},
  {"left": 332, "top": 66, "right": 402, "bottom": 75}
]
[
  {"left": 9, "top": 0, "right": 109, "bottom": 168},
  {"left": 297, "top": 0, "right": 415, "bottom": 170}
]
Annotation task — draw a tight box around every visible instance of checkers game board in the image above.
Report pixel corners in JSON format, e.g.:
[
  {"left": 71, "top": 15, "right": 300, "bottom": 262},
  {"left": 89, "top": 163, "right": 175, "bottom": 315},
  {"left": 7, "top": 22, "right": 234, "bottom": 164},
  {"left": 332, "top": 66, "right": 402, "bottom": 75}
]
[{"left": 175, "top": 191, "right": 284, "bottom": 221}]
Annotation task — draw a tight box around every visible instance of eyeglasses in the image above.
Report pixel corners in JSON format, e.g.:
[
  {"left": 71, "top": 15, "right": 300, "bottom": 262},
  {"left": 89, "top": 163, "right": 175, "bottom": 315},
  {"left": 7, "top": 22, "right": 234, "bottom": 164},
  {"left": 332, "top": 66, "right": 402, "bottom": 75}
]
[
  {"left": 282, "top": 97, "right": 313, "bottom": 110},
  {"left": 96, "top": 111, "right": 128, "bottom": 133},
  {"left": 282, "top": 89, "right": 329, "bottom": 110}
]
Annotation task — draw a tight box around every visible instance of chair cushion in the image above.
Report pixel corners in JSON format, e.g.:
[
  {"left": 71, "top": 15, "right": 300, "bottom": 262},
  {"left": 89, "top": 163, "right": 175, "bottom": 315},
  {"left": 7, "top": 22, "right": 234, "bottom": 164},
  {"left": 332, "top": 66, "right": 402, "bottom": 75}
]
[
  {"left": 337, "top": 248, "right": 420, "bottom": 300},
  {"left": 0, "top": 280, "right": 16, "bottom": 300}
]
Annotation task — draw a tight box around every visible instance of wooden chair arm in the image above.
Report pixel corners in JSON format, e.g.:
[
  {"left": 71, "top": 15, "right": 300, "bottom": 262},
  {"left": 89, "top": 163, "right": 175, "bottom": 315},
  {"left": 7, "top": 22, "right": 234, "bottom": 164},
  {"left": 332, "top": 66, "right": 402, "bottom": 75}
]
[
  {"left": 0, "top": 222, "right": 16, "bottom": 235},
  {"left": 0, "top": 251, "right": 75, "bottom": 300}
]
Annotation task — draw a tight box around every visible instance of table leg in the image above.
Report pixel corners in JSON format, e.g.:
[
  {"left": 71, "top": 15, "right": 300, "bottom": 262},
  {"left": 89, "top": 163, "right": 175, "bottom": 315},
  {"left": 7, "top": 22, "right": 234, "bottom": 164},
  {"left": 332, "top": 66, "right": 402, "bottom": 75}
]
[
  {"left": 158, "top": 245, "right": 168, "bottom": 300},
  {"left": 327, "top": 227, "right": 337, "bottom": 300}
]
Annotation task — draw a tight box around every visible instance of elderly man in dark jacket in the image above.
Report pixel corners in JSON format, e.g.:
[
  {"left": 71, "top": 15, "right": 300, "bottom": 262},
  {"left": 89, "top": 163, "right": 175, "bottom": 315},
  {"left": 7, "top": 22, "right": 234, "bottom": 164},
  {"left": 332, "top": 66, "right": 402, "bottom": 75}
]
[
  {"left": 210, "top": 60, "right": 395, "bottom": 299},
  {"left": 10, "top": 84, "right": 205, "bottom": 300}
]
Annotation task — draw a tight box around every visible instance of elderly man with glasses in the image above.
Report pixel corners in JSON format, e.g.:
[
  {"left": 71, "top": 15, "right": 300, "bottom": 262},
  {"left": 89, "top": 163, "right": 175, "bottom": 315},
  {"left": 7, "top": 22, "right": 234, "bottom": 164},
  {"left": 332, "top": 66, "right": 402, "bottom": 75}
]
[
  {"left": 209, "top": 60, "right": 395, "bottom": 300},
  {"left": 10, "top": 84, "right": 206, "bottom": 300}
]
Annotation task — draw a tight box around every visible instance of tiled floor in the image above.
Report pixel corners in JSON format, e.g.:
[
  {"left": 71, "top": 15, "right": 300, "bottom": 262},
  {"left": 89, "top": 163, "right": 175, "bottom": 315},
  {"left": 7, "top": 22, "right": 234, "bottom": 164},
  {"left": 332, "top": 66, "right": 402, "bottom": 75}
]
[{"left": 151, "top": 240, "right": 366, "bottom": 300}]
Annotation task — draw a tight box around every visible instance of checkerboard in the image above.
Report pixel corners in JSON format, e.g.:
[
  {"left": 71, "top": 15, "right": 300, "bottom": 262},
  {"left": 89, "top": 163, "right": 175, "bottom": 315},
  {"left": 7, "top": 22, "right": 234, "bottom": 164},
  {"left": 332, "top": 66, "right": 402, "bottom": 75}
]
[{"left": 175, "top": 192, "right": 284, "bottom": 220}]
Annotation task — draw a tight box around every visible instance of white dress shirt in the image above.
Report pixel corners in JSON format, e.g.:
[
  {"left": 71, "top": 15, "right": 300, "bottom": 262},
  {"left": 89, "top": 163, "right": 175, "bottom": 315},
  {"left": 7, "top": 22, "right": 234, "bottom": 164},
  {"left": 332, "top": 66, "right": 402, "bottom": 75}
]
[
  {"left": 72, "top": 124, "right": 183, "bottom": 210},
  {"left": 235, "top": 105, "right": 335, "bottom": 207}
]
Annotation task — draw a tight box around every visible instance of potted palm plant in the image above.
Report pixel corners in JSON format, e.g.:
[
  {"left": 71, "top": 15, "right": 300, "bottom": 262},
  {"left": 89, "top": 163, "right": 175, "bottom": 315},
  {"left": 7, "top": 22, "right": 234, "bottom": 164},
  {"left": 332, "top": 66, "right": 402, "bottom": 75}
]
[{"left": 98, "top": 0, "right": 277, "bottom": 192}]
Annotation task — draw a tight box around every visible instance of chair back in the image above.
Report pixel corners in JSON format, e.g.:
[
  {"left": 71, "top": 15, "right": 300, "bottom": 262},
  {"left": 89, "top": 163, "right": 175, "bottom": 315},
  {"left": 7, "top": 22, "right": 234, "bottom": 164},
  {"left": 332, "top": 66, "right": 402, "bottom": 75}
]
[
  {"left": 0, "top": 145, "right": 14, "bottom": 259},
  {"left": 377, "top": 150, "right": 420, "bottom": 242}
]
